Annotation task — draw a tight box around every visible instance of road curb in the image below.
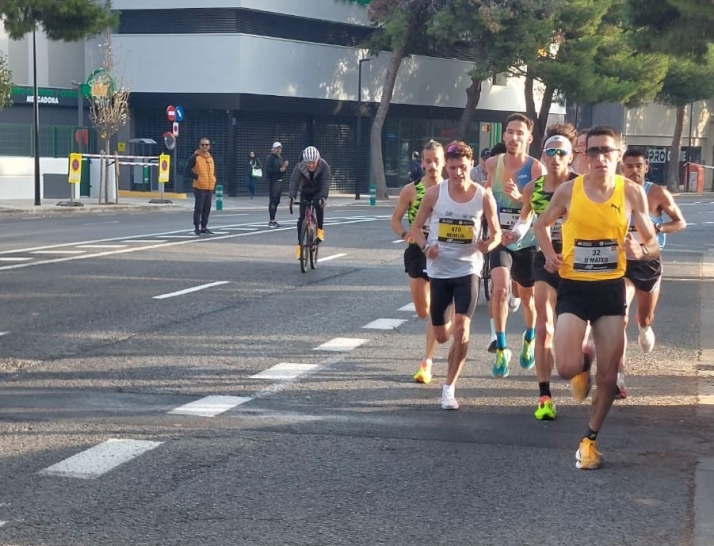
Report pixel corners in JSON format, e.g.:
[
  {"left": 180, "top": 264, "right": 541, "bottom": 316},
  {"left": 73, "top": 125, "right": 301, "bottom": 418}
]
[
  {"left": 0, "top": 204, "right": 182, "bottom": 215},
  {"left": 695, "top": 250, "right": 714, "bottom": 546}
]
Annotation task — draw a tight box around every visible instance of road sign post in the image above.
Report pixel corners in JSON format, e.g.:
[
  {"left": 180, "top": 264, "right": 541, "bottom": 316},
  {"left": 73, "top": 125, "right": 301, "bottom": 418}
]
[
  {"left": 57, "top": 152, "right": 85, "bottom": 207},
  {"left": 149, "top": 153, "right": 173, "bottom": 204}
]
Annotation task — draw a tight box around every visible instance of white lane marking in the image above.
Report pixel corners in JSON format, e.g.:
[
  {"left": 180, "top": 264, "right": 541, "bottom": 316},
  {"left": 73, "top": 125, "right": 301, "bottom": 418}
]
[
  {"left": 250, "top": 354, "right": 344, "bottom": 400},
  {"left": 398, "top": 302, "right": 416, "bottom": 312},
  {"left": 31, "top": 250, "right": 85, "bottom": 255},
  {"left": 0, "top": 332, "right": 8, "bottom": 337},
  {"left": 318, "top": 253, "right": 347, "bottom": 263},
  {"left": 392, "top": 239, "right": 404, "bottom": 244},
  {"left": 213, "top": 214, "right": 248, "bottom": 217},
  {"left": 38, "top": 439, "right": 162, "bottom": 479},
  {"left": 82, "top": 220, "right": 119, "bottom": 226},
  {"left": 153, "top": 281, "right": 229, "bottom": 300},
  {"left": 0, "top": 257, "right": 33, "bottom": 262},
  {"left": 224, "top": 227, "right": 259, "bottom": 231},
  {"left": 156, "top": 235, "right": 198, "bottom": 239},
  {"left": 76, "top": 244, "right": 127, "bottom": 249},
  {"left": 120, "top": 239, "right": 164, "bottom": 243},
  {"left": 362, "top": 318, "right": 408, "bottom": 330},
  {"left": 0, "top": 217, "right": 380, "bottom": 272},
  {"left": 314, "top": 337, "right": 369, "bottom": 352},
  {"left": 0, "top": 521, "right": 5, "bottom": 527},
  {"left": 251, "top": 363, "right": 319, "bottom": 380},
  {"left": 169, "top": 395, "right": 251, "bottom": 417}
]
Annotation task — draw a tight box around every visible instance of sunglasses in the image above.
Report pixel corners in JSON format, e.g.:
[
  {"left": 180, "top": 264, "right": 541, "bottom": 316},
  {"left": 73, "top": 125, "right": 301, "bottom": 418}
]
[
  {"left": 586, "top": 146, "right": 618, "bottom": 158},
  {"left": 544, "top": 148, "right": 569, "bottom": 158}
]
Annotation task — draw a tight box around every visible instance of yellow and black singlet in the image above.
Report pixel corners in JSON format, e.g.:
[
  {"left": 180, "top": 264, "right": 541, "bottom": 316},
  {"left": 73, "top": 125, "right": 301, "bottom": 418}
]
[
  {"left": 407, "top": 180, "right": 427, "bottom": 227},
  {"left": 560, "top": 175, "right": 628, "bottom": 281}
]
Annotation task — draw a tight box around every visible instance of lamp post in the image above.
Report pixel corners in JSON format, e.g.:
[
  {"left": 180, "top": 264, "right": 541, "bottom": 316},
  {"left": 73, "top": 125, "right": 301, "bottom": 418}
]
[
  {"left": 685, "top": 100, "right": 695, "bottom": 192},
  {"left": 71, "top": 80, "right": 84, "bottom": 153},
  {"left": 32, "top": 29, "right": 41, "bottom": 206},
  {"left": 355, "top": 57, "right": 371, "bottom": 200}
]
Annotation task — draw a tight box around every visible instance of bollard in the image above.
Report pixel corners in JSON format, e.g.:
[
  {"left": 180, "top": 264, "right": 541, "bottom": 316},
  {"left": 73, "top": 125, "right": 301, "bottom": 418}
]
[
  {"left": 216, "top": 184, "right": 223, "bottom": 211},
  {"left": 369, "top": 183, "right": 376, "bottom": 206},
  {"left": 142, "top": 165, "right": 150, "bottom": 191}
]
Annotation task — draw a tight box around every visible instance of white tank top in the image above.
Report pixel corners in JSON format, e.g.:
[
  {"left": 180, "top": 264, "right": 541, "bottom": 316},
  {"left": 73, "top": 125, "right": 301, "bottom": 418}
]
[{"left": 426, "top": 181, "right": 486, "bottom": 279}]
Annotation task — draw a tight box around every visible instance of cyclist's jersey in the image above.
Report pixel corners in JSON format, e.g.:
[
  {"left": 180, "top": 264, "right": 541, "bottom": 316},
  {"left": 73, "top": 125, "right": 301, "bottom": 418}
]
[
  {"left": 560, "top": 175, "right": 627, "bottom": 281},
  {"left": 425, "top": 182, "right": 485, "bottom": 279},
  {"left": 492, "top": 154, "right": 536, "bottom": 250},
  {"left": 627, "top": 181, "right": 666, "bottom": 249},
  {"left": 407, "top": 180, "right": 427, "bottom": 227}
]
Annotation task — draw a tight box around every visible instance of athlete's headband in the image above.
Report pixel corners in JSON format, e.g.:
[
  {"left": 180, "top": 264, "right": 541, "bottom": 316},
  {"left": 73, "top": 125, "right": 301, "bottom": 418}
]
[{"left": 543, "top": 135, "right": 573, "bottom": 154}]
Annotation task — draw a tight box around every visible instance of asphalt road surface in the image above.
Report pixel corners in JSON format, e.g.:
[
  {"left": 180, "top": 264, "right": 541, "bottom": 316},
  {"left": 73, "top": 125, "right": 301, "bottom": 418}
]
[{"left": 0, "top": 196, "right": 713, "bottom": 546}]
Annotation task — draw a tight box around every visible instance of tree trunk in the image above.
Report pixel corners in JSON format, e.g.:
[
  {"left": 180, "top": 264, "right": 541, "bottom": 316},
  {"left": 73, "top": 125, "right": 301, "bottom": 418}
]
[
  {"left": 524, "top": 70, "right": 537, "bottom": 129},
  {"left": 114, "top": 153, "right": 120, "bottom": 204},
  {"left": 98, "top": 153, "right": 104, "bottom": 204},
  {"left": 370, "top": 46, "right": 407, "bottom": 200},
  {"left": 453, "top": 77, "right": 483, "bottom": 142},
  {"left": 534, "top": 84, "right": 554, "bottom": 154},
  {"left": 103, "top": 141, "right": 110, "bottom": 204},
  {"left": 666, "top": 104, "right": 686, "bottom": 192}
]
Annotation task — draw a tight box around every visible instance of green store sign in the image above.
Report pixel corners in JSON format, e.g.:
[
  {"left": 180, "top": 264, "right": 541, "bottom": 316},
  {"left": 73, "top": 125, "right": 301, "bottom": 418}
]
[{"left": 11, "top": 86, "right": 80, "bottom": 107}]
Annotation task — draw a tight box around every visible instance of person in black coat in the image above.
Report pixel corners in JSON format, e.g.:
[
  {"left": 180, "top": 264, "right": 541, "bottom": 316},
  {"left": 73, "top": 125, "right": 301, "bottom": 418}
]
[{"left": 247, "top": 151, "right": 262, "bottom": 198}]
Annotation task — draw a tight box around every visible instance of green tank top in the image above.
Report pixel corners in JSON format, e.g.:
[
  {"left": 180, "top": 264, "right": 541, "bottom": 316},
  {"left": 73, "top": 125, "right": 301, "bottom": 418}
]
[
  {"left": 530, "top": 176, "right": 552, "bottom": 215},
  {"left": 407, "top": 180, "right": 426, "bottom": 226}
]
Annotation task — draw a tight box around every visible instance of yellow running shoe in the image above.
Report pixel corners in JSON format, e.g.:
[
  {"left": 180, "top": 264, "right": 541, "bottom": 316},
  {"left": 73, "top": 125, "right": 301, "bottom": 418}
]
[
  {"left": 413, "top": 360, "right": 432, "bottom": 384},
  {"left": 295, "top": 245, "right": 301, "bottom": 260},
  {"left": 534, "top": 396, "right": 556, "bottom": 420},
  {"left": 575, "top": 438, "right": 602, "bottom": 470},
  {"left": 570, "top": 351, "right": 593, "bottom": 401},
  {"left": 317, "top": 228, "right": 325, "bottom": 242}
]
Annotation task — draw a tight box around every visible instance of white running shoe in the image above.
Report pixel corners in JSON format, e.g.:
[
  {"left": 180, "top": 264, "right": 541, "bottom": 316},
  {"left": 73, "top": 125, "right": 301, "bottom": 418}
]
[
  {"left": 441, "top": 385, "right": 459, "bottom": 410},
  {"left": 638, "top": 326, "right": 655, "bottom": 354},
  {"left": 615, "top": 372, "right": 628, "bottom": 400},
  {"left": 508, "top": 292, "right": 521, "bottom": 312}
]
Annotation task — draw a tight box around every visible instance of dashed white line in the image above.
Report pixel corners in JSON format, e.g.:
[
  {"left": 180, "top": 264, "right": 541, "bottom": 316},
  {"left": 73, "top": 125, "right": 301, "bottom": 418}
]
[
  {"left": 0, "top": 257, "right": 33, "bottom": 262},
  {"left": 76, "top": 244, "right": 127, "bottom": 249},
  {"left": 0, "top": 332, "right": 8, "bottom": 337},
  {"left": 0, "top": 521, "right": 6, "bottom": 528},
  {"left": 31, "top": 250, "right": 85, "bottom": 255},
  {"left": 169, "top": 395, "right": 251, "bottom": 417},
  {"left": 392, "top": 239, "right": 404, "bottom": 244},
  {"left": 120, "top": 239, "right": 164, "bottom": 244},
  {"left": 251, "top": 363, "right": 319, "bottom": 380},
  {"left": 362, "top": 318, "right": 408, "bottom": 330},
  {"left": 38, "top": 439, "right": 162, "bottom": 479},
  {"left": 318, "top": 253, "right": 347, "bottom": 262},
  {"left": 314, "top": 337, "right": 369, "bottom": 352},
  {"left": 398, "top": 303, "right": 416, "bottom": 312},
  {"left": 153, "top": 281, "right": 229, "bottom": 300}
]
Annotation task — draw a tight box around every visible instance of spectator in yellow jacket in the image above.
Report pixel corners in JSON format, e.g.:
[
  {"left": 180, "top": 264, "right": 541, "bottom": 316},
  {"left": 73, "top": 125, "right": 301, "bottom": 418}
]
[{"left": 185, "top": 137, "right": 217, "bottom": 235}]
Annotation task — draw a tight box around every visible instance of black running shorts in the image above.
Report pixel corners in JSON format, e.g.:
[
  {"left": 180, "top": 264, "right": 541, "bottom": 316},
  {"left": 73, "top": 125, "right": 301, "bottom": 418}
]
[
  {"left": 430, "top": 274, "right": 480, "bottom": 326},
  {"left": 489, "top": 245, "right": 537, "bottom": 288},
  {"left": 556, "top": 278, "right": 627, "bottom": 323},
  {"left": 403, "top": 244, "right": 428, "bottom": 280},
  {"left": 533, "top": 250, "right": 561, "bottom": 291},
  {"left": 625, "top": 258, "right": 663, "bottom": 293}
]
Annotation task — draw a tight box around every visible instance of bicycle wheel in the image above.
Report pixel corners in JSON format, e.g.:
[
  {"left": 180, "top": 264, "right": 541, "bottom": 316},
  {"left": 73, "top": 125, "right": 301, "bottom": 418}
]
[
  {"left": 482, "top": 255, "right": 492, "bottom": 301},
  {"left": 299, "top": 219, "right": 309, "bottom": 273},
  {"left": 309, "top": 223, "right": 319, "bottom": 269}
]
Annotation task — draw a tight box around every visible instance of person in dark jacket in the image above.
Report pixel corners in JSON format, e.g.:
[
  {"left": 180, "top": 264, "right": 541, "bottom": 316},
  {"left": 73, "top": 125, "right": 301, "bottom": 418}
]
[
  {"left": 247, "top": 151, "right": 261, "bottom": 199},
  {"left": 288, "top": 146, "right": 331, "bottom": 259},
  {"left": 265, "top": 142, "right": 289, "bottom": 227},
  {"left": 409, "top": 151, "right": 425, "bottom": 183}
]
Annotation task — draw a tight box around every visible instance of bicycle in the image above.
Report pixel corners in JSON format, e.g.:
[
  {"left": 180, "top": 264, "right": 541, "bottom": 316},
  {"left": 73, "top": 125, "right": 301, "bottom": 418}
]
[
  {"left": 480, "top": 219, "right": 492, "bottom": 301},
  {"left": 290, "top": 198, "right": 320, "bottom": 273}
]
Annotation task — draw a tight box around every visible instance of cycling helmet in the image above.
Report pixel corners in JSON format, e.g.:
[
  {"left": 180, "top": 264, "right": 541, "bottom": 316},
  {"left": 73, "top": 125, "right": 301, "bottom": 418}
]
[{"left": 303, "top": 146, "right": 320, "bottom": 162}]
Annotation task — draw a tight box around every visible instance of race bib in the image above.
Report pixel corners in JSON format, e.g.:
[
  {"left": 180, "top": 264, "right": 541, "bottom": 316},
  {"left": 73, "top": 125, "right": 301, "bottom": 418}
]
[
  {"left": 551, "top": 218, "right": 563, "bottom": 241},
  {"left": 437, "top": 218, "right": 474, "bottom": 244},
  {"left": 573, "top": 238, "right": 619, "bottom": 272},
  {"left": 498, "top": 207, "right": 520, "bottom": 229}
]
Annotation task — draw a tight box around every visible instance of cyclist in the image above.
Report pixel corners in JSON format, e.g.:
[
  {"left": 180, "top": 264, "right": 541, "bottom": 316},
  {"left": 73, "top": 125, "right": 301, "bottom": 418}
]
[{"left": 288, "top": 146, "right": 331, "bottom": 259}]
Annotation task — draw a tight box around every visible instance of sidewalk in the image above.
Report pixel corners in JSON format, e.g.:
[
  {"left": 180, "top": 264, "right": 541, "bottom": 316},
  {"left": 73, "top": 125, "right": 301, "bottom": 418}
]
[{"left": 0, "top": 193, "right": 386, "bottom": 216}]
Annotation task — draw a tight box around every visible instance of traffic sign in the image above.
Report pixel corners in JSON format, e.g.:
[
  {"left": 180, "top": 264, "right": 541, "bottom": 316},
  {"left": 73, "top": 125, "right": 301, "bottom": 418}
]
[
  {"left": 175, "top": 106, "right": 184, "bottom": 122},
  {"left": 158, "top": 153, "right": 171, "bottom": 183},
  {"left": 68, "top": 153, "right": 82, "bottom": 184},
  {"left": 172, "top": 122, "right": 179, "bottom": 137},
  {"left": 166, "top": 105, "right": 176, "bottom": 122},
  {"left": 163, "top": 132, "right": 176, "bottom": 151}
]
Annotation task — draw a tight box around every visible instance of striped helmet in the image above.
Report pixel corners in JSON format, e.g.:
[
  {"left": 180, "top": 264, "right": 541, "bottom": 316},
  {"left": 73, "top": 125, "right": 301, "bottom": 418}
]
[{"left": 303, "top": 146, "right": 320, "bottom": 162}]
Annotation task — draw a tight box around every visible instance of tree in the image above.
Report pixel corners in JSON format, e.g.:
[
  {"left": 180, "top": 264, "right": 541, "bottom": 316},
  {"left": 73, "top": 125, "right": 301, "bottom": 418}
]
[
  {"left": 88, "top": 33, "right": 130, "bottom": 204},
  {"left": 426, "top": 0, "right": 560, "bottom": 141},
  {"left": 0, "top": 54, "right": 13, "bottom": 112},
  {"left": 655, "top": 50, "right": 714, "bottom": 191},
  {"left": 517, "top": 0, "right": 669, "bottom": 151}
]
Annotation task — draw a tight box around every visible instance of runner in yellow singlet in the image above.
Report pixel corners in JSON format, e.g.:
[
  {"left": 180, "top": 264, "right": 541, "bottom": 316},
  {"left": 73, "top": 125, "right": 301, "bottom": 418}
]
[
  {"left": 534, "top": 126, "right": 660, "bottom": 470},
  {"left": 390, "top": 140, "right": 445, "bottom": 384}
]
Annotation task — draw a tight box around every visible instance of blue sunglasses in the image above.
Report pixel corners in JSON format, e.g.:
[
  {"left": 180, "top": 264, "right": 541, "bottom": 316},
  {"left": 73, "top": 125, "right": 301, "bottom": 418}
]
[{"left": 544, "top": 148, "right": 569, "bottom": 158}]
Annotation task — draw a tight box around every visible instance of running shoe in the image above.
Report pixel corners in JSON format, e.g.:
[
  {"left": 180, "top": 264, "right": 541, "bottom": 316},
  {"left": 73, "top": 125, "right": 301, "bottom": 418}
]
[
  {"left": 317, "top": 228, "right": 325, "bottom": 242},
  {"left": 193, "top": 228, "right": 201, "bottom": 236},
  {"left": 575, "top": 438, "right": 602, "bottom": 470},
  {"left": 508, "top": 293, "right": 521, "bottom": 312},
  {"left": 534, "top": 396, "right": 556, "bottom": 420},
  {"left": 638, "top": 325, "right": 655, "bottom": 354},
  {"left": 413, "top": 360, "right": 432, "bottom": 384},
  {"left": 520, "top": 332, "right": 535, "bottom": 369},
  {"left": 201, "top": 228, "right": 214, "bottom": 235},
  {"left": 441, "top": 385, "right": 459, "bottom": 410},
  {"left": 295, "top": 245, "right": 301, "bottom": 260},
  {"left": 570, "top": 351, "right": 592, "bottom": 401},
  {"left": 492, "top": 348, "right": 511, "bottom": 378},
  {"left": 614, "top": 372, "right": 628, "bottom": 400},
  {"left": 487, "top": 338, "right": 497, "bottom": 354}
]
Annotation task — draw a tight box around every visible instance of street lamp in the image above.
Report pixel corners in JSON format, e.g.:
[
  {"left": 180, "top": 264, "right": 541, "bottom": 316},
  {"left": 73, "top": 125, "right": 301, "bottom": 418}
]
[
  {"left": 71, "top": 80, "right": 85, "bottom": 153},
  {"left": 355, "top": 57, "right": 372, "bottom": 200},
  {"left": 32, "top": 29, "right": 40, "bottom": 206}
]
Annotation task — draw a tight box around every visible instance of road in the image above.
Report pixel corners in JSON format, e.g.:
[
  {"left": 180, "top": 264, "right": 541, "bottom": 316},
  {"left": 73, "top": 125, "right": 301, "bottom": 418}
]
[{"left": 0, "top": 196, "right": 713, "bottom": 546}]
